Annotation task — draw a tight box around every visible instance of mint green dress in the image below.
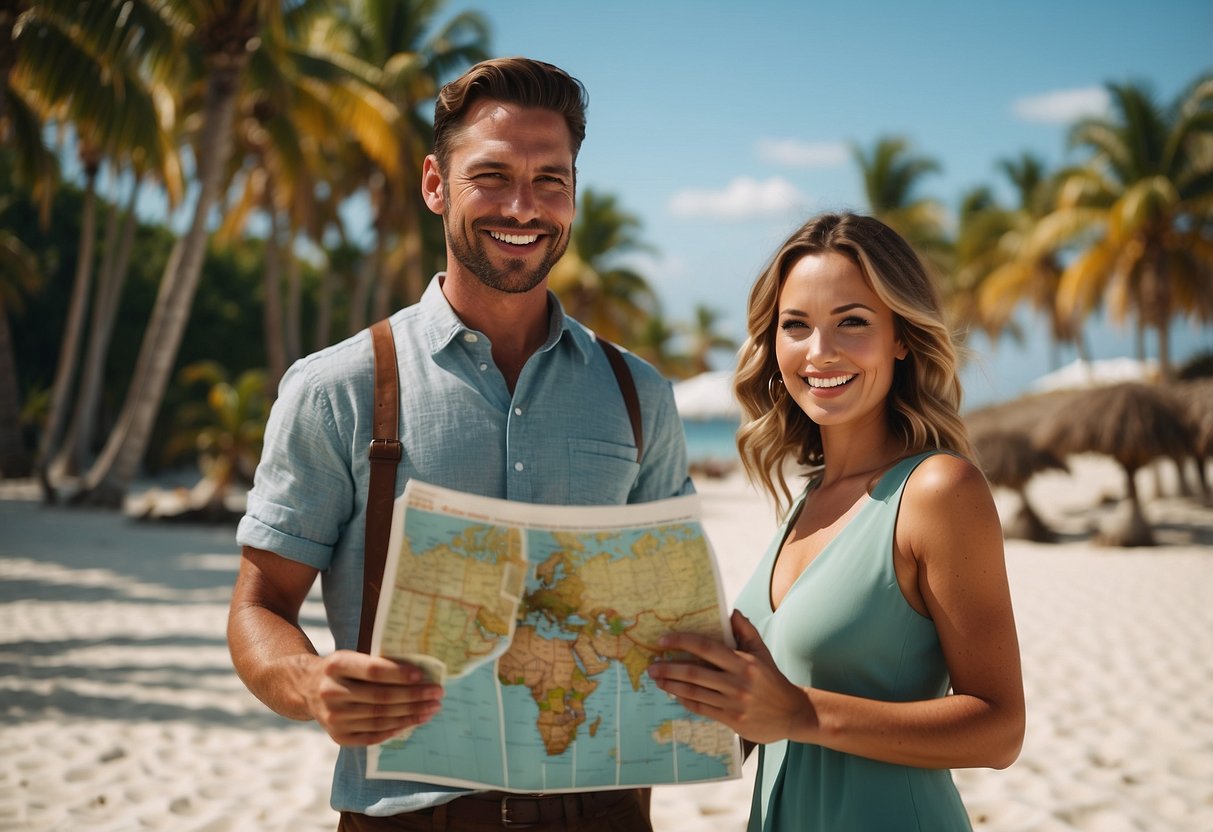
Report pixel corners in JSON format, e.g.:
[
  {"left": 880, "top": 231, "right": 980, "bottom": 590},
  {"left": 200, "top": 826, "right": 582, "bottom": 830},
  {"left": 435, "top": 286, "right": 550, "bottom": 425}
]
[{"left": 733, "top": 452, "right": 973, "bottom": 831}]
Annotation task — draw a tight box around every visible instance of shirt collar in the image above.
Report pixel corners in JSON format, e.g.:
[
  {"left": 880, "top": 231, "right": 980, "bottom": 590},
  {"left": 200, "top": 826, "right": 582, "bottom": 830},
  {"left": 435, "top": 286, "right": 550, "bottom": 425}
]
[{"left": 420, "top": 273, "right": 595, "bottom": 365}]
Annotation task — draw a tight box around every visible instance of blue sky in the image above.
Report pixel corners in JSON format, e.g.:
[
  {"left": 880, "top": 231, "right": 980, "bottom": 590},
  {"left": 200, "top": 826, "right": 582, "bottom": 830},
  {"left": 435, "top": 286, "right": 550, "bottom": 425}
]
[{"left": 440, "top": 0, "right": 1213, "bottom": 408}]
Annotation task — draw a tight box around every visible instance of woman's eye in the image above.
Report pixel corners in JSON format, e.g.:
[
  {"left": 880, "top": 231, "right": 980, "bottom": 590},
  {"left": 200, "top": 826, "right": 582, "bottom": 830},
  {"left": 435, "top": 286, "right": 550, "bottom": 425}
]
[
  {"left": 779, "top": 319, "right": 807, "bottom": 331},
  {"left": 840, "top": 316, "right": 870, "bottom": 328}
]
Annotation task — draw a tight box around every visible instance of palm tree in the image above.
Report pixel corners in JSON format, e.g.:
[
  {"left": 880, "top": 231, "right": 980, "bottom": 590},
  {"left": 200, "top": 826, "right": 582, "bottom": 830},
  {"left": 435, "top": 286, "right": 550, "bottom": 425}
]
[
  {"left": 339, "top": 0, "right": 490, "bottom": 325},
  {"left": 0, "top": 227, "right": 40, "bottom": 476},
  {"left": 975, "top": 153, "right": 1091, "bottom": 369},
  {"left": 0, "top": 3, "right": 60, "bottom": 224},
  {"left": 632, "top": 315, "right": 689, "bottom": 380},
  {"left": 77, "top": 0, "right": 275, "bottom": 507},
  {"left": 683, "top": 305, "right": 737, "bottom": 376},
  {"left": 5, "top": 0, "right": 181, "bottom": 492},
  {"left": 214, "top": 1, "right": 403, "bottom": 386},
  {"left": 852, "top": 135, "right": 950, "bottom": 271},
  {"left": 948, "top": 185, "right": 1013, "bottom": 341},
  {"left": 1043, "top": 78, "right": 1213, "bottom": 379},
  {"left": 549, "top": 188, "right": 661, "bottom": 345},
  {"left": 158, "top": 360, "right": 268, "bottom": 520}
]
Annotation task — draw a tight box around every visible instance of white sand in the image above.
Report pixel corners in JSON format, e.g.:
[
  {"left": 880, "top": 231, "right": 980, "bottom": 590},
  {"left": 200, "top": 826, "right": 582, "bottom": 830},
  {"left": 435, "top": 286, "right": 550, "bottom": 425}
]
[{"left": 2, "top": 455, "right": 1211, "bottom": 830}]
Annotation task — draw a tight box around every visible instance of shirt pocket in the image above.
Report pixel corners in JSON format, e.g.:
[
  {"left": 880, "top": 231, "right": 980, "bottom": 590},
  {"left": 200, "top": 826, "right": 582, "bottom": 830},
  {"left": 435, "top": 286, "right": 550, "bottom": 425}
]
[{"left": 566, "top": 438, "right": 641, "bottom": 505}]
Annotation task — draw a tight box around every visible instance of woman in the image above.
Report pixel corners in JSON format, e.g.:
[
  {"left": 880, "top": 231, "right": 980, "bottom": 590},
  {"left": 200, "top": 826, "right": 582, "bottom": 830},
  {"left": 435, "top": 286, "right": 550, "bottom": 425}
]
[{"left": 648, "top": 213, "right": 1024, "bottom": 831}]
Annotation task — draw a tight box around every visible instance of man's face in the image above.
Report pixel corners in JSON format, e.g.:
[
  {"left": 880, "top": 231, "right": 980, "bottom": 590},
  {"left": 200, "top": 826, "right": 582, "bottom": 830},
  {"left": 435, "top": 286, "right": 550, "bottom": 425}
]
[{"left": 429, "top": 99, "right": 576, "bottom": 294}]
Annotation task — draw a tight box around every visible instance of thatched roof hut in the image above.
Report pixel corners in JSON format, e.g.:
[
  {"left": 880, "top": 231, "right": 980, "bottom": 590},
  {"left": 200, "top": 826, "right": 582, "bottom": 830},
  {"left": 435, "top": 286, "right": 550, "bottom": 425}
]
[
  {"left": 1032, "top": 383, "right": 1193, "bottom": 546},
  {"left": 973, "top": 429, "right": 1068, "bottom": 542}
]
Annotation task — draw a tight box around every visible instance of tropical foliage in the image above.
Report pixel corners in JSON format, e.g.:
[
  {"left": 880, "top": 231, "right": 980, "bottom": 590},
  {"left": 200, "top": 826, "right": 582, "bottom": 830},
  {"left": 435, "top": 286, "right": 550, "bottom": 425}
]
[{"left": 2, "top": 0, "right": 1211, "bottom": 516}]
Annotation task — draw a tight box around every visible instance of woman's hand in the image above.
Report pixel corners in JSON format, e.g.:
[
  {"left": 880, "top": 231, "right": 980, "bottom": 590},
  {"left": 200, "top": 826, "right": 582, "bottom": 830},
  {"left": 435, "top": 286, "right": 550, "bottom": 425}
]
[{"left": 647, "top": 610, "right": 814, "bottom": 744}]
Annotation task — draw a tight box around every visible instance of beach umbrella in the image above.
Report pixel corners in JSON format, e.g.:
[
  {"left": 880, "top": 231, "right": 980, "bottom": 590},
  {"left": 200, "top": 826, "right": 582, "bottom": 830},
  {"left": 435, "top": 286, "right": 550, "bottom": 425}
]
[
  {"left": 973, "top": 429, "right": 1068, "bottom": 542},
  {"left": 672, "top": 370, "right": 741, "bottom": 420},
  {"left": 1032, "top": 383, "right": 1194, "bottom": 546},
  {"left": 1171, "top": 378, "right": 1213, "bottom": 499}
]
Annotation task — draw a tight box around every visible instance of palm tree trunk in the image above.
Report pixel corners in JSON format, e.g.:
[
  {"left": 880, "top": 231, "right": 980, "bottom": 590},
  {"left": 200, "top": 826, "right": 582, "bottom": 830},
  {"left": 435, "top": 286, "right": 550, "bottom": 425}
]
[
  {"left": 37, "top": 156, "right": 100, "bottom": 496},
  {"left": 0, "top": 300, "right": 27, "bottom": 477},
  {"left": 400, "top": 195, "right": 424, "bottom": 306},
  {"left": 55, "top": 178, "right": 140, "bottom": 477},
  {"left": 284, "top": 227, "right": 302, "bottom": 366},
  {"left": 1151, "top": 248, "right": 1173, "bottom": 381},
  {"left": 314, "top": 266, "right": 333, "bottom": 350},
  {"left": 78, "top": 59, "right": 245, "bottom": 507},
  {"left": 263, "top": 204, "right": 287, "bottom": 387}
]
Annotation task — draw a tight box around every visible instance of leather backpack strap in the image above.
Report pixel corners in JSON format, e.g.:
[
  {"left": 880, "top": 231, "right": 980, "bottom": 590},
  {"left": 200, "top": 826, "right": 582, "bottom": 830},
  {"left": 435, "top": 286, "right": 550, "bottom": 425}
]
[
  {"left": 597, "top": 338, "right": 643, "bottom": 463},
  {"left": 359, "top": 319, "right": 402, "bottom": 654}
]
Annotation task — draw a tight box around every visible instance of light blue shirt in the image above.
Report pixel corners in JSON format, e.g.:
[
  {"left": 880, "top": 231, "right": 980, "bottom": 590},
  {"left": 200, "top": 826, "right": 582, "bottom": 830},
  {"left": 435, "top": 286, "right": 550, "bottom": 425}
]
[{"left": 237, "top": 275, "right": 693, "bottom": 815}]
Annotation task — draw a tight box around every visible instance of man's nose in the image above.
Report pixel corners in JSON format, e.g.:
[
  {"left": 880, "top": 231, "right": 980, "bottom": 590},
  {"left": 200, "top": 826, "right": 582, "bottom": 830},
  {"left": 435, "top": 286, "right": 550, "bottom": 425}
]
[{"left": 502, "top": 183, "right": 540, "bottom": 222}]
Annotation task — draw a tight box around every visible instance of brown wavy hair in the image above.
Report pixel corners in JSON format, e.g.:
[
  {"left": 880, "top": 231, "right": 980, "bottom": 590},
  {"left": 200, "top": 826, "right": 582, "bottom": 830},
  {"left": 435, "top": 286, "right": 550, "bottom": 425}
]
[
  {"left": 734, "top": 212, "right": 974, "bottom": 511},
  {"left": 432, "top": 57, "right": 588, "bottom": 173}
]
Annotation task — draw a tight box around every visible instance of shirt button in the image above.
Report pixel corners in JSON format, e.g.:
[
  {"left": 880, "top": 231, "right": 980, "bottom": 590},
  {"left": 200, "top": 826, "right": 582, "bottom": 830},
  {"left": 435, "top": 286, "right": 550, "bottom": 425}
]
[
  {"left": 514, "top": 462, "right": 524, "bottom": 472},
  {"left": 514, "top": 407, "right": 523, "bottom": 416},
  {"left": 463, "top": 332, "right": 478, "bottom": 343},
  {"left": 478, "top": 362, "right": 488, "bottom": 371}
]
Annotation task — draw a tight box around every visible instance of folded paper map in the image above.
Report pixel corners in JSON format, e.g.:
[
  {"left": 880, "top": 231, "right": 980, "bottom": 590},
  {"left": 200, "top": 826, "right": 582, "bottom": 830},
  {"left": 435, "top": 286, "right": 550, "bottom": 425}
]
[{"left": 366, "top": 479, "right": 742, "bottom": 792}]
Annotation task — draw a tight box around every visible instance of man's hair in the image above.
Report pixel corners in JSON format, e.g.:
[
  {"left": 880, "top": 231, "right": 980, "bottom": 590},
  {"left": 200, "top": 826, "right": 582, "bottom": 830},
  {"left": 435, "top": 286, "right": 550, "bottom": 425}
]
[{"left": 432, "top": 57, "right": 588, "bottom": 172}]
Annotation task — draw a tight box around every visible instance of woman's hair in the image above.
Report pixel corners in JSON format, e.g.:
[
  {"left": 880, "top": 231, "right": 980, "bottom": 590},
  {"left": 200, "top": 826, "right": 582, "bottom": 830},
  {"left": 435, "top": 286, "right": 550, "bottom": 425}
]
[
  {"left": 734, "top": 212, "right": 974, "bottom": 511},
  {"left": 432, "top": 57, "right": 588, "bottom": 173}
]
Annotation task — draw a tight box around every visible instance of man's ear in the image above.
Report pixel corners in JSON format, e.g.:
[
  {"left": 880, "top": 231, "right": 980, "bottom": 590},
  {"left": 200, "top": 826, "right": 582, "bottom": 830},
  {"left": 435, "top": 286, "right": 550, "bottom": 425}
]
[{"left": 421, "top": 155, "right": 445, "bottom": 215}]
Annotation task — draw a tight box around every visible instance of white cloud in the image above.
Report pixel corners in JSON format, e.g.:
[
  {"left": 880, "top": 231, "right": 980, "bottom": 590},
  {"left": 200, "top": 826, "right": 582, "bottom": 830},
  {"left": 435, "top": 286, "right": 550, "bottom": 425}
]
[
  {"left": 1012, "top": 87, "right": 1110, "bottom": 124},
  {"left": 756, "top": 138, "right": 849, "bottom": 168},
  {"left": 667, "top": 176, "right": 807, "bottom": 221}
]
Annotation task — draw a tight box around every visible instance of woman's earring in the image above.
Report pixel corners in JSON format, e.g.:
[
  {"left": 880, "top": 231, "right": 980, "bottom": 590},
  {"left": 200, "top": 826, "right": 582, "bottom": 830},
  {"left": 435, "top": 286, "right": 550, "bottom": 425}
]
[{"left": 768, "top": 372, "right": 784, "bottom": 405}]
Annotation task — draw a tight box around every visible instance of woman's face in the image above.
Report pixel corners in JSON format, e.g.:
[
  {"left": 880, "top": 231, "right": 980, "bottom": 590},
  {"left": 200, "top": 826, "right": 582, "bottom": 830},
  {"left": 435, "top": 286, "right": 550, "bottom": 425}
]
[{"left": 774, "top": 251, "right": 907, "bottom": 432}]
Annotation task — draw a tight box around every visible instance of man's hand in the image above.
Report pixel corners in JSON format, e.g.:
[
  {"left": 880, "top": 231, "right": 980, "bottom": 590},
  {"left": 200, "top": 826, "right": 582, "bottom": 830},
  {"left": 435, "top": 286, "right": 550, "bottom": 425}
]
[{"left": 304, "top": 651, "right": 445, "bottom": 747}]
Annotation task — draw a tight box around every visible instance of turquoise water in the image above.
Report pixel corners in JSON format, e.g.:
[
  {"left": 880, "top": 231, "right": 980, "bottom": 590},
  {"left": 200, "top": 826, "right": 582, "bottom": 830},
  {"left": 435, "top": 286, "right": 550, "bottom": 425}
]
[{"left": 681, "top": 418, "right": 739, "bottom": 462}]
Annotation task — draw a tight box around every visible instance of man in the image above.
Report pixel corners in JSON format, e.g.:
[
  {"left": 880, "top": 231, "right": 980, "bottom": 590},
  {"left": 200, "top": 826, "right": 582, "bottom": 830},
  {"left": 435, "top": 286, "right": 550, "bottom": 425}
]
[{"left": 228, "top": 57, "right": 692, "bottom": 830}]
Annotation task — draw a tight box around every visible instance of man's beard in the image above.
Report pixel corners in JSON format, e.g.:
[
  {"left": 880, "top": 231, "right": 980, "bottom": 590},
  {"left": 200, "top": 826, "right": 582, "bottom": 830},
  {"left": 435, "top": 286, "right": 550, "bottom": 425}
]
[{"left": 448, "top": 216, "right": 568, "bottom": 294}]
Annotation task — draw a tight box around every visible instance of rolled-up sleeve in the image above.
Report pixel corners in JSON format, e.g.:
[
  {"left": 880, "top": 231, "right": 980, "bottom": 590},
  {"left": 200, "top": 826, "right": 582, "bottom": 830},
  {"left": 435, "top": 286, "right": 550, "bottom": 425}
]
[{"left": 236, "top": 359, "right": 357, "bottom": 569}]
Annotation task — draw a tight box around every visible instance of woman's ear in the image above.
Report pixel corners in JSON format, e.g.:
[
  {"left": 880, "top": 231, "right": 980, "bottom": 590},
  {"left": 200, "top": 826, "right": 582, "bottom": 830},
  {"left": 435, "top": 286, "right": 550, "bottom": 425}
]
[{"left": 895, "top": 340, "right": 908, "bottom": 361}]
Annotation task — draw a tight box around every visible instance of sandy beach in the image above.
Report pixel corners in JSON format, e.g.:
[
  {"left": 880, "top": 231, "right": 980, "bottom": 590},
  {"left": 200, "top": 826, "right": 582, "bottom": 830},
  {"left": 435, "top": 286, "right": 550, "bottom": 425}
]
[{"left": 2, "top": 455, "right": 1212, "bottom": 831}]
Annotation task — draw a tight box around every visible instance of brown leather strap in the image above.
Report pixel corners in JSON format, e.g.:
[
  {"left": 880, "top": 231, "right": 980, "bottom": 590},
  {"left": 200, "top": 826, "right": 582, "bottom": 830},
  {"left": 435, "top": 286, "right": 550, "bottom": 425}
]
[
  {"left": 598, "top": 338, "right": 643, "bottom": 462},
  {"left": 359, "top": 319, "right": 402, "bottom": 654},
  {"left": 357, "top": 328, "right": 641, "bottom": 653}
]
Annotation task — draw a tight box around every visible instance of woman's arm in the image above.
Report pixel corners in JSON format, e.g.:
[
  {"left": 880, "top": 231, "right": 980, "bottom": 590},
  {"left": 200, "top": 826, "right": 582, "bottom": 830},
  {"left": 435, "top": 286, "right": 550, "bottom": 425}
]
[{"left": 648, "top": 454, "right": 1025, "bottom": 770}]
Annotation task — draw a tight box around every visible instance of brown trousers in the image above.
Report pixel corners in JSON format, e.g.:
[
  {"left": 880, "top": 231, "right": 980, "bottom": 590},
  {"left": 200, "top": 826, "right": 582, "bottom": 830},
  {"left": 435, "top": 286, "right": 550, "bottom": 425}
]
[{"left": 337, "top": 789, "right": 652, "bottom": 832}]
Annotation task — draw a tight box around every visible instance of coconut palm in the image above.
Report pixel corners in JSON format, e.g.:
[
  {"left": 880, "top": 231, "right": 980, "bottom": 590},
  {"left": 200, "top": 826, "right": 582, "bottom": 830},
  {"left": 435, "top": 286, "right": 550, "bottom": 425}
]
[
  {"left": 1040, "top": 79, "right": 1213, "bottom": 380},
  {"left": 632, "top": 315, "right": 689, "bottom": 380},
  {"left": 949, "top": 185, "right": 1017, "bottom": 341},
  {"left": 683, "top": 305, "right": 737, "bottom": 376},
  {"left": 976, "top": 153, "right": 1091, "bottom": 369},
  {"left": 1033, "top": 382, "right": 1194, "bottom": 546},
  {"left": 77, "top": 0, "right": 277, "bottom": 507},
  {"left": 159, "top": 360, "right": 268, "bottom": 521},
  {"left": 214, "top": 1, "right": 403, "bottom": 385},
  {"left": 337, "top": 0, "right": 490, "bottom": 324},
  {"left": 550, "top": 188, "right": 661, "bottom": 345},
  {"left": 9, "top": 0, "right": 182, "bottom": 492},
  {"left": 852, "top": 135, "right": 950, "bottom": 273},
  {"left": 0, "top": 227, "right": 40, "bottom": 476},
  {"left": 973, "top": 429, "right": 1068, "bottom": 542}
]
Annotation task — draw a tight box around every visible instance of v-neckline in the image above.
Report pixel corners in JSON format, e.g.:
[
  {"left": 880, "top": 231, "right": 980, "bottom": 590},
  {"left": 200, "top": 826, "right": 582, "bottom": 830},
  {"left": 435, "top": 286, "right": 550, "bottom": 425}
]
[{"left": 766, "top": 478, "right": 879, "bottom": 614}]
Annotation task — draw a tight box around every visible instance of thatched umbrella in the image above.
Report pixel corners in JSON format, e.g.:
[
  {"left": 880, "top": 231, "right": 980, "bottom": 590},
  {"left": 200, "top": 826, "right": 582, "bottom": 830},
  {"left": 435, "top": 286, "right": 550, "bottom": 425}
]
[
  {"left": 1032, "top": 383, "right": 1194, "bottom": 546},
  {"left": 973, "top": 429, "right": 1068, "bottom": 542},
  {"left": 1171, "top": 378, "right": 1213, "bottom": 499}
]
